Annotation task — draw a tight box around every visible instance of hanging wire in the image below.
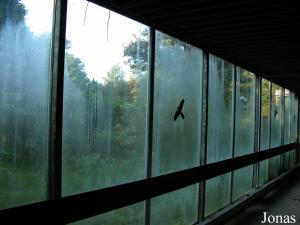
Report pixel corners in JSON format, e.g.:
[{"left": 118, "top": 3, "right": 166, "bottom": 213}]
[
  {"left": 84, "top": 1, "right": 89, "bottom": 25},
  {"left": 107, "top": 10, "right": 111, "bottom": 42}
]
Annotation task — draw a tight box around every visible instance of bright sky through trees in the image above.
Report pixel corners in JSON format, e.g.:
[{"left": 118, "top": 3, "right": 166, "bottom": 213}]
[{"left": 21, "top": 0, "right": 144, "bottom": 82}]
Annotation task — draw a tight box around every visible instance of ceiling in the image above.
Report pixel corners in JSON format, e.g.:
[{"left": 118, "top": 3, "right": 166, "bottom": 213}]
[{"left": 90, "top": 0, "right": 300, "bottom": 93}]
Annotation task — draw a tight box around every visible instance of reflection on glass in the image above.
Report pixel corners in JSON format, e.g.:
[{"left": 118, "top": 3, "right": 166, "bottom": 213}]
[
  {"left": 151, "top": 185, "right": 198, "bottom": 225},
  {"left": 0, "top": 0, "right": 53, "bottom": 209},
  {"left": 70, "top": 202, "right": 144, "bottom": 225},
  {"left": 62, "top": 0, "right": 149, "bottom": 195},
  {"left": 232, "top": 68, "right": 255, "bottom": 200},
  {"left": 205, "top": 55, "right": 233, "bottom": 216},
  {"left": 269, "top": 84, "right": 282, "bottom": 179},
  {"left": 152, "top": 31, "right": 202, "bottom": 176}
]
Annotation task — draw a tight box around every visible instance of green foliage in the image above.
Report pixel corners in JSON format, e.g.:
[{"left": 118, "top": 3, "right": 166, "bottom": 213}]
[{"left": 0, "top": 0, "right": 26, "bottom": 28}]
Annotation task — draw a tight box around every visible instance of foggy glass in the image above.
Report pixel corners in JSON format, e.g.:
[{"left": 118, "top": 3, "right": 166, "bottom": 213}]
[
  {"left": 290, "top": 149, "right": 297, "bottom": 168},
  {"left": 151, "top": 185, "right": 198, "bottom": 225},
  {"left": 0, "top": 0, "right": 53, "bottom": 209},
  {"left": 258, "top": 79, "right": 271, "bottom": 185},
  {"left": 205, "top": 55, "right": 233, "bottom": 216},
  {"left": 70, "top": 203, "right": 144, "bottom": 225},
  {"left": 289, "top": 93, "right": 298, "bottom": 167},
  {"left": 290, "top": 93, "right": 298, "bottom": 143},
  {"left": 152, "top": 31, "right": 202, "bottom": 176},
  {"left": 282, "top": 90, "right": 291, "bottom": 171},
  {"left": 62, "top": 0, "right": 149, "bottom": 195},
  {"left": 269, "top": 84, "right": 282, "bottom": 179},
  {"left": 232, "top": 68, "right": 255, "bottom": 200},
  {"left": 258, "top": 160, "right": 269, "bottom": 186},
  {"left": 205, "top": 173, "right": 231, "bottom": 217}
]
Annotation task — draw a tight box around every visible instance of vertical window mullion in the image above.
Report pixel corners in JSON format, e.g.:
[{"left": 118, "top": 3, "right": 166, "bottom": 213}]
[
  {"left": 145, "top": 26, "right": 155, "bottom": 225},
  {"left": 229, "top": 65, "right": 237, "bottom": 202},
  {"left": 48, "top": 0, "right": 68, "bottom": 200},
  {"left": 253, "top": 76, "right": 261, "bottom": 188},
  {"left": 198, "top": 51, "right": 209, "bottom": 222}
]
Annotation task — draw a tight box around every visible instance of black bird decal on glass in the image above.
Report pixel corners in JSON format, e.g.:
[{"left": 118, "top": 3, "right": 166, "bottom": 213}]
[
  {"left": 274, "top": 106, "right": 278, "bottom": 118},
  {"left": 174, "top": 99, "right": 185, "bottom": 121}
]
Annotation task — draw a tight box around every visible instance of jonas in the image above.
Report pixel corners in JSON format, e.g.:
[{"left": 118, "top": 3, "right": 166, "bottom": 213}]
[{"left": 261, "top": 212, "right": 296, "bottom": 224}]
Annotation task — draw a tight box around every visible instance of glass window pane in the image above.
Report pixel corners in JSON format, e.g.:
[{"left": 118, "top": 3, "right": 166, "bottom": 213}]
[
  {"left": 260, "top": 79, "right": 271, "bottom": 150},
  {"left": 205, "top": 173, "right": 231, "bottom": 217},
  {"left": 62, "top": 0, "right": 149, "bottom": 195},
  {"left": 282, "top": 90, "right": 291, "bottom": 172},
  {"left": 258, "top": 159, "right": 269, "bottom": 186},
  {"left": 290, "top": 93, "right": 298, "bottom": 143},
  {"left": 205, "top": 55, "right": 233, "bottom": 216},
  {"left": 258, "top": 79, "right": 270, "bottom": 185},
  {"left": 151, "top": 185, "right": 198, "bottom": 225},
  {"left": 269, "top": 84, "right": 282, "bottom": 179},
  {"left": 270, "top": 84, "right": 282, "bottom": 148},
  {"left": 152, "top": 31, "right": 202, "bottom": 176},
  {"left": 290, "top": 149, "right": 297, "bottom": 167},
  {"left": 70, "top": 202, "right": 144, "bottom": 225},
  {"left": 232, "top": 68, "right": 255, "bottom": 200},
  {"left": 0, "top": 0, "right": 53, "bottom": 209}
]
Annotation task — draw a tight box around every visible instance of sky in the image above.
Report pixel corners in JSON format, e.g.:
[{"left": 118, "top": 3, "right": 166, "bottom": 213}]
[{"left": 21, "top": 0, "right": 147, "bottom": 83}]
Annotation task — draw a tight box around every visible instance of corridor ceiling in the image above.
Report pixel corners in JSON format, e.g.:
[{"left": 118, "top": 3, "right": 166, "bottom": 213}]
[{"left": 90, "top": 0, "right": 300, "bottom": 93}]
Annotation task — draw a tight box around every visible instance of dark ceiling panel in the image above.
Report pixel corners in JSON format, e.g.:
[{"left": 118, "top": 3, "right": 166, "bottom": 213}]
[{"left": 91, "top": 0, "right": 300, "bottom": 93}]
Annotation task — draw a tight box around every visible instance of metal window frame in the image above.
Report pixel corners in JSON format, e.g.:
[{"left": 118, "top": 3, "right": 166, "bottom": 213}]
[
  {"left": 0, "top": 143, "right": 297, "bottom": 224},
  {"left": 198, "top": 51, "right": 209, "bottom": 222},
  {"left": 1, "top": 0, "right": 300, "bottom": 225},
  {"left": 48, "top": 0, "right": 68, "bottom": 200}
]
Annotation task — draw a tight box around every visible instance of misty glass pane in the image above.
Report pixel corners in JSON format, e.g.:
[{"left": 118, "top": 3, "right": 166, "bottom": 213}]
[
  {"left": 258, "top": 79, "right": 270, "bottom": 185},
  {"left": 260, "top": 79, "right": 271, "bottom": 150},
  {"left": 290, "top": 149, "right": 297, "bottom": 168},
  {"left": 152, "top": 31, "right": 202, "bottom": 176},
  {"left": 258, "top": 160, "right": 269, "bottom": 186},
  {"left": 269, "top": 84, "right": 282, "bottom": 179},
  {"left": 205, "top": 173, "right": 231, "bottom": 217},
  {"left": 151, "top": 185, "right": 198, "bottom": 225},
  {"left": 232, "top": 165, "right": 253, "bottom": 200},
  {"left": 270, "top": 84, "right": 282, "bottom": 148},
  {"left": 70, "top": 202, "right": 144, "bottom": 225},
  {"left": 290, "top": 93, "right": 298, "bottom": 143},
  {"left": 0, "top": 0, "right": 53, "bottom": 209},
  {"left": 205, "top": 55, "right": 233, "bottom": 216},
  {"left": 282, "top": 90, "right": 291, "bottom": 172},
  {"left": 232, "top": 68, "right": 255, "bottom": 200},
  {"left": 62, "top": 1, "right": 149, "bottom": 195}
]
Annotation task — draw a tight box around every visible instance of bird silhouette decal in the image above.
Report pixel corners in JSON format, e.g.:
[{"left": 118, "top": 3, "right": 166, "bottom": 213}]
[
  {"left": 174, "top": 99, "right": 185, "bottom": 121},
  {"left": 274, "top": 106, "right": 278, "bottom": 118}
]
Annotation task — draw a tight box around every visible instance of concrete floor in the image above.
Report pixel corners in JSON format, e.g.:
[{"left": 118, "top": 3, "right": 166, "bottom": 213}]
[{"left": 226, "top": 171, "right": 300, "bottom": 225}]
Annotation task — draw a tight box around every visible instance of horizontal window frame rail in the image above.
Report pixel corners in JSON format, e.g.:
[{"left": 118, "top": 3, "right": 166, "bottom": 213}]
[{"left": 0, "top": 143, "right": 297, "bottom": 225}]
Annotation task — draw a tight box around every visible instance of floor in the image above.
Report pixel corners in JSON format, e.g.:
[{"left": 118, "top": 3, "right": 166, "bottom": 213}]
[{"left": 226, "top": 171, "right": 300, "bottom": 225}]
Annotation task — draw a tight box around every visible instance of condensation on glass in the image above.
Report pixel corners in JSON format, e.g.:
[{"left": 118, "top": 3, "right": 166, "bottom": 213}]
[
  {"left": 282, "top": 89, "right": 291, "bottom": 172},
  {"left": 258, "top": 79, "right": 271, "bottom": 186},
  {"left": 289, "top": 92, "right": 298, "bottom": 167},
  {"left": 232, "top": 67, "right": 255, "bottom": 200},
  {"left": 62, "top": 0, "right": 149, "bottom": 195},
  {"left": 205, "top": 55, "right": 234, "bottom": 216},
  {"left": 269, "top": 84, "right": 282, "bottom": 179},
  {"left": 151, "top": 185, "right": 198, "bottom": 225},
  {"left": 152, "top": 31, "right": 202, "bottom": 176},
  {"left": 0, "top": 0, "right": 54, "bottom": 209},
  {"left": 150, "top": 31, "right": 202, "bottom": 224}
]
